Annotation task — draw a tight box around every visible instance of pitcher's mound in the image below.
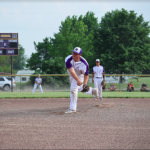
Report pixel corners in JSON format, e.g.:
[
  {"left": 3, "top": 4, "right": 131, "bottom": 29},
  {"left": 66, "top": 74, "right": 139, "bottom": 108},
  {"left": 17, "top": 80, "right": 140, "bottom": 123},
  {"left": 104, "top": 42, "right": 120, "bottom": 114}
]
[{"left": 95, "top": 103, "right": 115, "bottom": 108}]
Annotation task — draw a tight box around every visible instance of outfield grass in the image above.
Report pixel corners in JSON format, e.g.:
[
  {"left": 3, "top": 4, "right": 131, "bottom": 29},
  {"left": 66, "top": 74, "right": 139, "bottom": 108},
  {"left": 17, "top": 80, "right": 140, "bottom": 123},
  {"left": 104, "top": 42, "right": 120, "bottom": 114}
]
[
  {"left": 0, "top": 91, "right": 150, "bottom": 98},
  {"left": 88, "top": 77, "right": 150, "bottom": 90},
  {"left": 13, "top": 77, "right": 150, "bottom": 92}
]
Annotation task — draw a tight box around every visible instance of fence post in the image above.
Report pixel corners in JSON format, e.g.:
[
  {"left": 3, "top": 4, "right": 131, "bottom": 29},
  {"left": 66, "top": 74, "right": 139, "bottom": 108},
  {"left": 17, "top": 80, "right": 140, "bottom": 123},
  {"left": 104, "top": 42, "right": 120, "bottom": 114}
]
[
  {"left": 120, "top": 77, "right": 121, "bottom": 91},
  {"left": 119, "top": 76, "right": 121, "bottom": 91},
  {"left": 20, "top": 76, "right": 21, "bottom": 92},
  {"left": 54, "top": 76, "right": 55, "bottom": 92}
]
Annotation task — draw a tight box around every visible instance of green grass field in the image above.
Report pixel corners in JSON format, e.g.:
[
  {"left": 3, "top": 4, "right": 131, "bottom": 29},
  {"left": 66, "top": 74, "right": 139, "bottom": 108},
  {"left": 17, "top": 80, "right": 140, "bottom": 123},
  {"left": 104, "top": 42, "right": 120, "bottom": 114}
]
[
  {"left": 13, "top": 77, "right": 150, "bottom": 93},
  {"left": 88, "top": 77, "right": 150, "bottom": 90},
  {"left": 0, "top": 91, "right": 150, "bottom": 98}
]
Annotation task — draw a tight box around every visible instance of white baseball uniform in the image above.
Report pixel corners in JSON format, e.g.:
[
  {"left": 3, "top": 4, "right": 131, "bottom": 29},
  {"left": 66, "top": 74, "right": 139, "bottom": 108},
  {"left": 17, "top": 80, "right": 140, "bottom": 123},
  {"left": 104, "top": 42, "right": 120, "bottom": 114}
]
[
  {"left": 93, "top": 65, "right": 105, "bottom": 98},
  {"left": 65, "top": 55, "right": 93, "bottom": 111},
  {"left": 32, "top": 77, "right": 43, "bottom": 93}
]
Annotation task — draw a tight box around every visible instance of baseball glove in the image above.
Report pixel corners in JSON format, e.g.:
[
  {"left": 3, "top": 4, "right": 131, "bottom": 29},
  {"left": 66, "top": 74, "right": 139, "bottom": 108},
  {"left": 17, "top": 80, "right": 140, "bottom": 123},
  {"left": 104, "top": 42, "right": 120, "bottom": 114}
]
[
  {"left": 81, "top": 84, "right": 90, "bottom": 92},
  {"left": 37, "top": 84, "right": 41, "bottom": 87},
  {"left": 101, "top": 80, "right": 105, "bottom": 86}
]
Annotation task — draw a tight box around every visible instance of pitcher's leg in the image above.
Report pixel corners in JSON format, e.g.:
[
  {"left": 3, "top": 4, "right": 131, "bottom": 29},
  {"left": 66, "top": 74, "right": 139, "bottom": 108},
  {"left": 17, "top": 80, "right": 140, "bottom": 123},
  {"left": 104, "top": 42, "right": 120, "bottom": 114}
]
[
  {"left": 93, "top": 78, "right": 98, "bottom": 99},
  {"left": 70, "top": 89, "right": 78, "bottom": 111},
  {"left": 70, "top": 78, "right": 78, "bottom": 111},
  {"left": 98, "top": 79, "right": 103, "bottom": 99},
  {"left": 69, "top": 92, "right": 72, "bottom": 110},
  {"left": 69, "top": 77, "right": 73, "bottom": 110},
  {"left": 99, "top": 85, "right": 102, "bottom": 98}
]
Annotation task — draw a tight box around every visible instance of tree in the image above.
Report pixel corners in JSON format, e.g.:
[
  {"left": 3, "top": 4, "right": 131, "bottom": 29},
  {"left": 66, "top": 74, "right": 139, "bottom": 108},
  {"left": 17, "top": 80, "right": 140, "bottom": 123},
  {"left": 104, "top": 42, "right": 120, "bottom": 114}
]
[
  {"left": 26, "top": 38, "right": 52, "bottom": 72},
  {"left": 13, "top": 44, "right": 27, "bottom": 70},
  {"left": 78, "top": 11, "right": 99, "bottom": 72},
  {"left": 26, "top": 37, "right": 66, "bottom": 74},
  {"left": 0, "top": 44, "right": 27, "bottom": 73},
  {"left": 0, "top": 56, "right": 11, "bottom": 72},
  {"left": 27, "top": 14, "right": 95, "bottom": 74},
  {"left": 53, "top": 15, "right": 94, "bottom": 59},
  {"left": 26, "top": 53, "right": 40, "bottom": 71},
  {"left": 96, "top": 8, "right": 150, "bottom": 81},
  {"left": 26, "top": 14, "right": 96, "bottom": 86}
]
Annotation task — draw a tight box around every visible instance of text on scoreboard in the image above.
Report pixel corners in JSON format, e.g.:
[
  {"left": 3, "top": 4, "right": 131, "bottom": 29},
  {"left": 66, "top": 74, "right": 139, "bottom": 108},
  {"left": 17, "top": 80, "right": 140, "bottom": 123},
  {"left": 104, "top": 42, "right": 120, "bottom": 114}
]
[{"left": 0, "top": 33, "right": 18, "bottom": 56}]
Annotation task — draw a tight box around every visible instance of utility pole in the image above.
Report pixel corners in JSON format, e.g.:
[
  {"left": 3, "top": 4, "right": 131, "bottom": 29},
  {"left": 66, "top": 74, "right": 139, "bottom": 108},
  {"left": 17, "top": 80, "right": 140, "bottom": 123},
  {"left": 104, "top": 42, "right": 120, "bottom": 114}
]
[{"left": 11, "top": 56, "right": 13, "bottom": 92}]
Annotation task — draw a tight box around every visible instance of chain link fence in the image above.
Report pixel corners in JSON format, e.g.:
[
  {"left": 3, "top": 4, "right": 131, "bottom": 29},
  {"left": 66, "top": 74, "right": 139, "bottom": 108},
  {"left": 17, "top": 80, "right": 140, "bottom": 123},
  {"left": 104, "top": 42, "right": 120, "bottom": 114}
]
[{"left": 0, "top": 74, "right": 150, "bottom": 92}]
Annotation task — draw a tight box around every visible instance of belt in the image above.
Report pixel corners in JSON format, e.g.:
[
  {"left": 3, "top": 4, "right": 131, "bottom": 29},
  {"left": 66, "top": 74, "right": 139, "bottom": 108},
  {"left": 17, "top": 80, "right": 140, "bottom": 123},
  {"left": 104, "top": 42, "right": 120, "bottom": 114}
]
[{"left": 96, "top": 77, "right": 102, "bottom": 78}]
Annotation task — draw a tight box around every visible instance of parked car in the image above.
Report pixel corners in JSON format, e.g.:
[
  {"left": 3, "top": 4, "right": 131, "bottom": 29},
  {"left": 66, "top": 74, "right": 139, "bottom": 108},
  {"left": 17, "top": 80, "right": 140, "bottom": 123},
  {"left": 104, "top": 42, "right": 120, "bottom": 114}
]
[{"left": 0, "top": 77, "right": 16, "bottom": 91}]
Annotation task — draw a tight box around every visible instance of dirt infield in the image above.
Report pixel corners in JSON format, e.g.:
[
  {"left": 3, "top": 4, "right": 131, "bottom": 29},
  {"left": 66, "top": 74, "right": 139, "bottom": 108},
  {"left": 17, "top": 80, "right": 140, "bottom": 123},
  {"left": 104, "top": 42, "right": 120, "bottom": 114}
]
[{"left": 0, "top": 98, "right": 150, "bottom": 149}]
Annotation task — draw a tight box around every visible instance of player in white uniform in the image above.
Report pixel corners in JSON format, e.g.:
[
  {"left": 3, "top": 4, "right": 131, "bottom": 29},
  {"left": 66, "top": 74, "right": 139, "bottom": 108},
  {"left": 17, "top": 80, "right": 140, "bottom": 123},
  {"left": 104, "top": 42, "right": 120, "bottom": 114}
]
[
  {"left": 92, "top": 59, "right": 105, "bottom": 100},
  {"left": 32, "top": 74, "right": 43, "bottom": 93},
  {"left": 65, "top": 47, "right": 99, "bottom": 113}
]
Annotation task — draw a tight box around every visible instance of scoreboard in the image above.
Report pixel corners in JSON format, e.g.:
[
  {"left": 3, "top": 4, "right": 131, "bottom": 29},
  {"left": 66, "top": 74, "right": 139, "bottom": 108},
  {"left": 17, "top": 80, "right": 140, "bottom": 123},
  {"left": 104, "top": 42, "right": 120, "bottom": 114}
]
[{"left": 0, "top": 33, "right": 19, "bottom": 56}]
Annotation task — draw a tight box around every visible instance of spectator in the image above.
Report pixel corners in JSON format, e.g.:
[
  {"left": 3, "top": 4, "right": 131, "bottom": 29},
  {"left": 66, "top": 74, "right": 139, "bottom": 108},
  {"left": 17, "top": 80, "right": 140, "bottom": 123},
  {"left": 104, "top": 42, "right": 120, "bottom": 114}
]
[
  {"left": 127, "top": 83, "right": 131, "bottom": 92},
  {"left": 110, "top": 83, "right": 117, "bottom": 91},
  {"left": 102, "top": 79, "right": 107, "bottom": 91},
  {"left": 127, "top": 82, "right": 134, "bottom": 92},
  {"left": 141, "top": 82, "right": 148, "bottom": 92},
  {"left": 130, "top": 82, "right": 134, "bottom": 91}
]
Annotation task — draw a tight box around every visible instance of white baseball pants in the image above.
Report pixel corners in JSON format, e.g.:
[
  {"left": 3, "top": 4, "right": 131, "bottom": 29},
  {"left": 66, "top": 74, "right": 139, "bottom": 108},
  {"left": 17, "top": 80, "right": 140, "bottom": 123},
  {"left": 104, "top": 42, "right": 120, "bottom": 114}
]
[
  {"left": 32, "top": 83, "right": 43, "bottom": 93},
  {"left": 69, "top": 75, "right": 93, "bottom": 111},
  {"left": 94, "top": 77, "right": 103, "bottom": 98}
]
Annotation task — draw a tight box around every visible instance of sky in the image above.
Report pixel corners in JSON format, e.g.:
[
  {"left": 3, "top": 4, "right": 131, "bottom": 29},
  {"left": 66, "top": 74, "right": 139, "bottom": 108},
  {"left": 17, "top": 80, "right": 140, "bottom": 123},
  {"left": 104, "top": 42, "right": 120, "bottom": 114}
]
[{"left": 0, "top": 0, "right": 150, "bottom": 59}]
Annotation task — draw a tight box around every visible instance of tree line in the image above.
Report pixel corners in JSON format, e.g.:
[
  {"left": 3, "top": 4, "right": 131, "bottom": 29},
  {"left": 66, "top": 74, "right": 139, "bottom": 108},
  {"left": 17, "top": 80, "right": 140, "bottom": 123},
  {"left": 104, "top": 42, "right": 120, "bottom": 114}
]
[
  {"left": 26, "top": 8, "right": 150, "bottom": 75},
  {"left": 0, "top": 44, "right": 27, "bottom": 73},
  {"left": 1, "top": 8, "right": 150, "bottom": 76}
]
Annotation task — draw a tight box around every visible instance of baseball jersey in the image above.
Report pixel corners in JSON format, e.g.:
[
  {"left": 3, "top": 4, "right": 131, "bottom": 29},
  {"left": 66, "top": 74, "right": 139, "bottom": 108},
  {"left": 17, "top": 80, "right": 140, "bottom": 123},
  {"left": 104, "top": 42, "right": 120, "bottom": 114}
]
[
  {"left": 65, "top": 55, "right": 89, "bottom": 75},
  {"left": 93, "top": 66, "right": 105, "bottom": 78},
  {"left": 35, "top": 77, "right": 42, "bottom": 84}
]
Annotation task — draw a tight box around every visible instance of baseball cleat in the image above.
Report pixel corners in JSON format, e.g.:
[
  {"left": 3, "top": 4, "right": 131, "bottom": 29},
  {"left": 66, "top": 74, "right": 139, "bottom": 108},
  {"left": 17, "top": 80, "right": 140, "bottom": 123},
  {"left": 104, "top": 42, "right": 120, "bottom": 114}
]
[
  {"left": 92, "top": 88, "right": 99, "bottom": 99},
  {"left": 99, "top": 97, "right": 103, "bottom": 100},
  {"left": 94, "top": 97, "right": 98, "bottom": 100},
  {"left": 65, "top": 109, "right": 76, "bottom": 113}
]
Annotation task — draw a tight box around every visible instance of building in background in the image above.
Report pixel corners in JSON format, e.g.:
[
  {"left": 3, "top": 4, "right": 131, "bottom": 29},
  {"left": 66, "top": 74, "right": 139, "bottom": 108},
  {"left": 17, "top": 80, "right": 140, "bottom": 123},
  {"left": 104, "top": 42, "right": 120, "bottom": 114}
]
[{"left": 15, "top": 70, "right": 35, "bottom": 83}]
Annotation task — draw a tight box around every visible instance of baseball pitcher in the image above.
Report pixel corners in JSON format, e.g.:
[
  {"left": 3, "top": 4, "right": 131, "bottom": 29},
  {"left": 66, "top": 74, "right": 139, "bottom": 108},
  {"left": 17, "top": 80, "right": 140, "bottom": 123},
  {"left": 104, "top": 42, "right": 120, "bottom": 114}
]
[
  {"left": 65, "top": 47, "right": 99, "bottom": 113},
  {"left": 92, "top": 59, "right": 105, "bottom": 100}
]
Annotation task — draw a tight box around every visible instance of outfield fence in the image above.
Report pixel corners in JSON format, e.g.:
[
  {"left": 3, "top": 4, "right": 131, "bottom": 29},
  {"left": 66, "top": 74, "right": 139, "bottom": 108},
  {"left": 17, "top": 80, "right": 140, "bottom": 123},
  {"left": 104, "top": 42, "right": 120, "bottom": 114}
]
[{"left": 0, "top": 74, "right": 150, "bottom": 92}]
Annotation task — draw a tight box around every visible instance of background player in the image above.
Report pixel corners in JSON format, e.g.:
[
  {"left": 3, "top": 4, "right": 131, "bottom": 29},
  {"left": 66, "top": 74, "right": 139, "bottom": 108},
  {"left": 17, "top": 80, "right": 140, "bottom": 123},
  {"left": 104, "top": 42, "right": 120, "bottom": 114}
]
[
  {"left": 65, "top": 47, "right": 99, "bottom": 113},
  {"left": 32, "top": 74, "right": 43, "bottom": 93},
  {"left": 92, "top": 59, "right": 105, "bottom": 100}
]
